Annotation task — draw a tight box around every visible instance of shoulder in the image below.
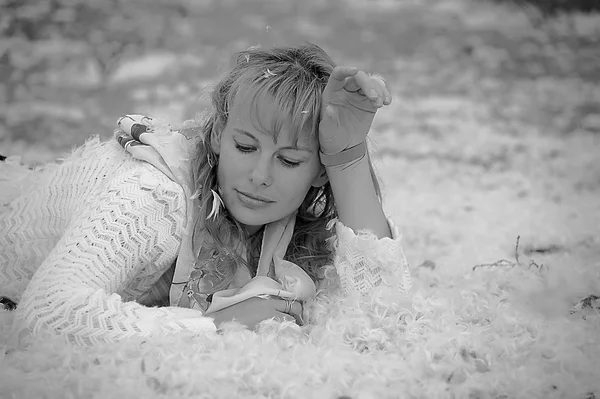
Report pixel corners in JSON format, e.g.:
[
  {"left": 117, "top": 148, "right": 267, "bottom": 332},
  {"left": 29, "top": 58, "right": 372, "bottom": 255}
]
[
  {"left": 61, "top": 138, "right": 189, "bottom": 218},
  {"left": 70, "top": 139, "right": 188, "bottom": 216},
  {"left": 110, "top": 159, "right": 187, "bottom": 213}
]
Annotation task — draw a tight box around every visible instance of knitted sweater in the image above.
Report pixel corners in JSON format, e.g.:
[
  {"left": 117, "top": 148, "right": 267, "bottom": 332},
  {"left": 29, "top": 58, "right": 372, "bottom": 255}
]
[{"left": 0, "top": 137, "right": 412, "bottom": 346}]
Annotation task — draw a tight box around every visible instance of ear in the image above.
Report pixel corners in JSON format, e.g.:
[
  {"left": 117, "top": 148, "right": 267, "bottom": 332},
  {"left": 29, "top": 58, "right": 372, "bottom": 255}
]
[{"left": 311, "top": 166, "right": 329, "bottom": 188}]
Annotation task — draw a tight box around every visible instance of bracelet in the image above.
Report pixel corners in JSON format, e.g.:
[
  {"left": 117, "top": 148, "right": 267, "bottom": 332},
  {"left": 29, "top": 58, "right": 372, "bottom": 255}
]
[{"left": 319, "top": 141, "right": 367, "bottom": 168}]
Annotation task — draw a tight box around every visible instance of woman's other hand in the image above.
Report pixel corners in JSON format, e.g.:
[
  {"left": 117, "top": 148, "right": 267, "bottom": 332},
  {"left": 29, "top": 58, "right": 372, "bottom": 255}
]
[
  {"left": 319, "top": 66, "right": 391, "bottom": 155},
  {"left": 209, "top": 297, "right": 303, "bottom": 330}
]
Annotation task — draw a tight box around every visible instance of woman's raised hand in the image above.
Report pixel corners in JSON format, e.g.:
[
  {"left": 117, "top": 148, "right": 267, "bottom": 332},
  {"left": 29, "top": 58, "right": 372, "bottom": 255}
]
[
  {"left": 209, "top": 297, "right": 303, "bottom": 330},
  {"left": 319, "top": 66, "right": 392, "bottom": 156}
]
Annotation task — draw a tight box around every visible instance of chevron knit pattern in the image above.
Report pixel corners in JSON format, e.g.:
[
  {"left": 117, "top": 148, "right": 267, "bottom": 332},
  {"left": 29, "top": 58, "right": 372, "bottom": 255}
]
[
  {"left": 332, "top": 220, "right": 412, "bottom": 297},
  {"left": 1, "top": 137, "right": 411, "bottom": 345},
  {"left": 1, "top": 139, "right": 216, "bottom": 346}
]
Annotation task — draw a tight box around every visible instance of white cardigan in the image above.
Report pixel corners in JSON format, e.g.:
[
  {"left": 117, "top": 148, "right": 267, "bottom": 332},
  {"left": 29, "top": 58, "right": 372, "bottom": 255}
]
[{"left": 0, "top": 137, "right": 411, "bottom": 345}]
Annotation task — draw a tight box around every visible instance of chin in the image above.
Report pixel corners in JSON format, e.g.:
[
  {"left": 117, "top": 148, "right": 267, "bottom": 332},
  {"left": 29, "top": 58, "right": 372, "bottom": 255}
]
[
  {"left": 229, "top": 207, "right": 266, "bottom": 226},
  {"left": 232, "top": 203, "right": 299, "bottom": 233}
]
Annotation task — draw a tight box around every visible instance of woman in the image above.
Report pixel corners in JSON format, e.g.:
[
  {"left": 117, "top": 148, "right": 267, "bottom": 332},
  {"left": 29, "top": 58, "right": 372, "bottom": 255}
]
[{"left": 0, "top": 43, "right": 411, "bottom": 346}]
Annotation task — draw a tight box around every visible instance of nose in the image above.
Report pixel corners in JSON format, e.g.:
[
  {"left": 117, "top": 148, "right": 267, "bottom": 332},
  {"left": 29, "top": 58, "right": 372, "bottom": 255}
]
[{"left": 249, "top": 154, "right": 273, "bottom": 187}]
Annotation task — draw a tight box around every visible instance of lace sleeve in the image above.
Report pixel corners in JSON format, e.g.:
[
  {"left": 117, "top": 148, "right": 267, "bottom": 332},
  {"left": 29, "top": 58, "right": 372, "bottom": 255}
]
[
  {"left": 326, "top": 218, "right": 412, "bottom": 297},
  {"left": 12, "top": 165, "right": 216, "bottom": 346}
]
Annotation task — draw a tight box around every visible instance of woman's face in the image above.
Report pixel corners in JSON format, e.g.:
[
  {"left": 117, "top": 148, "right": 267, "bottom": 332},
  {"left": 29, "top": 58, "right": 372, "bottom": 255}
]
[{"left": 213, "top": 89, "right": 327, "bottom": 235}]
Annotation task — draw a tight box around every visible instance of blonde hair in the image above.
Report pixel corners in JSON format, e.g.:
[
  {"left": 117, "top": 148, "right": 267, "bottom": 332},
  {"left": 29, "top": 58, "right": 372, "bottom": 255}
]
[{"left": 190, "top": 43, "right": 382, "bottom": 292}]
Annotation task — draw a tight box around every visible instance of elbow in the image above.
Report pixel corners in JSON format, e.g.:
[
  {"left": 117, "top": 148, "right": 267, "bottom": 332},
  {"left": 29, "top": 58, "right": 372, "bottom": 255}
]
[{"left": 11, "top": 287, "right": 79, "bottom": 346}]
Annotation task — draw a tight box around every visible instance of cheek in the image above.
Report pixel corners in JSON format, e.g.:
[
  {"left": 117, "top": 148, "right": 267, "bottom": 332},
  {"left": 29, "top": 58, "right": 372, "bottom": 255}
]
[
  {"left": 277, "top": 168, "right": 318, "bottom": 204},
  {"left": 217, "top": 146, "right": 244, "bottom": 181}
]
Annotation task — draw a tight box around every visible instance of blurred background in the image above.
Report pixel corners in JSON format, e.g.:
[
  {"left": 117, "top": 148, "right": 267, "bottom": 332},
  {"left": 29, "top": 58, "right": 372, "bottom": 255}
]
[
  {"left": 1, "top": 0, "right": 599, "bottom": 274},
  {"left": 1, "top": 0, "right": 598, "bottom": 162}
]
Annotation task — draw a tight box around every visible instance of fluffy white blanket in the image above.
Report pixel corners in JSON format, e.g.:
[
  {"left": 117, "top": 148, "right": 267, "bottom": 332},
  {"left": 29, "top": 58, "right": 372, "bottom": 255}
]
[{"left": 1, "top": 262, "right": 598, "bottom": 399}]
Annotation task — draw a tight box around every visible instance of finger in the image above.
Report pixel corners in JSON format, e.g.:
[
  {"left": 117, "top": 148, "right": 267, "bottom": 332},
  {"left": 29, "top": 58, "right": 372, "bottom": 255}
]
[
  {"left": 351, "top": 72, "right": 393, "bottom": 108},
  {"left": 323, "top": 66, "right": 359, "bottom": 98},
  {"left": 384, "top": 88, "right": 392, "bottom": 105},
  {"left": 276, "top": 313, "right": 297, "bottom": 324},
  {"left": 274, "top": 299, "right": 303, "bottom": 316},
  {"left": 275, "top": 299, "right": 304, "bottom": 325},
  {"left": 360, "top": 75, "right": 390, "bottom": 104},
  {"left": 343, "top": 78, "right": 361, "bottom": 93},
  {"left": 372, "top": 75, "right": 392, "bottom": 105},
  {"left": 352, "top": 71, "right": 386, "bottom": 106}
]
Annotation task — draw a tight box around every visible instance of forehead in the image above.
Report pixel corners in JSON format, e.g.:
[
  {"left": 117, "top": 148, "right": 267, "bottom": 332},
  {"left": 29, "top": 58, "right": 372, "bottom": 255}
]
[{"left": 229, "top": 86, "right": 315, "bottom": 146}]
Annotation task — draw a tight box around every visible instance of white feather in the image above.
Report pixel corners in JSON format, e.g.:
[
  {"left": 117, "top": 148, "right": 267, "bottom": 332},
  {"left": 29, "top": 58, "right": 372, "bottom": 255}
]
[{"left": 206, "top": 189, "right": 224, "bottom": 220}]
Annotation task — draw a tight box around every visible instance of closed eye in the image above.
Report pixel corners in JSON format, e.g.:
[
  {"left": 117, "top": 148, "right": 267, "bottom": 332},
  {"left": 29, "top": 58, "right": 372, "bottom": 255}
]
[
  {"left": 235, "top": 144, "right": 255, "bottom": 153},
  {"left": 236, "top": 143, "right": 302, "bottom": 168},
  {"left": 278, "top": 156, "right": 301, "bottom": 168}
]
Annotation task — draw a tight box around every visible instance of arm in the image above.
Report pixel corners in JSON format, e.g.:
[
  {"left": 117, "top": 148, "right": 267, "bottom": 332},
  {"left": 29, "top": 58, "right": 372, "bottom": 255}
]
[
  {"left": 323, "top": 155, "right": 411, "bottom": 296},
  {"left": 318, "top": 66, "right": 393, "bottom": 239},
  {"left": 325, "top": 154, "right": 391, "bottom": 239},
  {"left": 12, "top": 165, "right": 216, "bottom": 346},
  {"left": 318, "top": 66, "right": 410, "bottom": 296}
]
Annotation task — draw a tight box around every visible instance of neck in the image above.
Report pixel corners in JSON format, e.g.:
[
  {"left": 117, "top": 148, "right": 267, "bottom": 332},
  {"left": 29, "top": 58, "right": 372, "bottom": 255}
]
[{"left": 243, "top": 223, "right": 264, "bottom": 237}]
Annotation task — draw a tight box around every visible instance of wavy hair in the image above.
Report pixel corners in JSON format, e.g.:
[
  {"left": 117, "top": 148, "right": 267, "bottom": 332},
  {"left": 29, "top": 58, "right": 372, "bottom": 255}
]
[{"left": 189, "top": 43, "right": 382, "bottom": 293}]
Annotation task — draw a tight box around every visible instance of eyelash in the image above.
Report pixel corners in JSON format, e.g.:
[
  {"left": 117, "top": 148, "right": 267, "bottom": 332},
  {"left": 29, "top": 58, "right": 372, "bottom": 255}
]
[{"left": 235, "top": 144, "right": 301, "bottom": 168}]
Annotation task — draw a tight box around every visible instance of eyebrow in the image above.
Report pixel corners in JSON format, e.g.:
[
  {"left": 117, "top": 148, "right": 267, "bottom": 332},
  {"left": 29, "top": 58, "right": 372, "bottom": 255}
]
[{"left": 233, "top": 128, "right": 314, "bottom": 153}]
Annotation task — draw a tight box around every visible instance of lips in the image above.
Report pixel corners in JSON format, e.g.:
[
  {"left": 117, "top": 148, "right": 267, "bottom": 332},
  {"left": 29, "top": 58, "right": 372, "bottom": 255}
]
[{"left": 236, "top": 190, "right": 275, "bottom": 203}]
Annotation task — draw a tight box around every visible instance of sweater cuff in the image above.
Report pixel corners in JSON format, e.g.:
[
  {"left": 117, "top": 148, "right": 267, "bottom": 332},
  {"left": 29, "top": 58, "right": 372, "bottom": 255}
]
[
  {"left": 161, "top": 307, "right": 218, "bottom": 335},
  {"left": 327, "top": 217, "right": 412, "bottom": 296}
]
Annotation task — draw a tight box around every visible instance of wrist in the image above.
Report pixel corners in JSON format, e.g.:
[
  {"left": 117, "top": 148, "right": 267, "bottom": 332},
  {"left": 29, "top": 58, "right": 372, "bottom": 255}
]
[
  {"left": 324, "top": 151, "right": 369, "bottom": 175},
  {"left": 319, "top": 141, "right": 367, "bottom": 169}
]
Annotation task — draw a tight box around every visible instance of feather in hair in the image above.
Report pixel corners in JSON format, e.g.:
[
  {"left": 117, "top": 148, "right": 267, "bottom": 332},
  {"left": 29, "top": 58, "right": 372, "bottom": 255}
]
[{"left": 207, "top": 189, "right": 224, "bottom": 220}]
